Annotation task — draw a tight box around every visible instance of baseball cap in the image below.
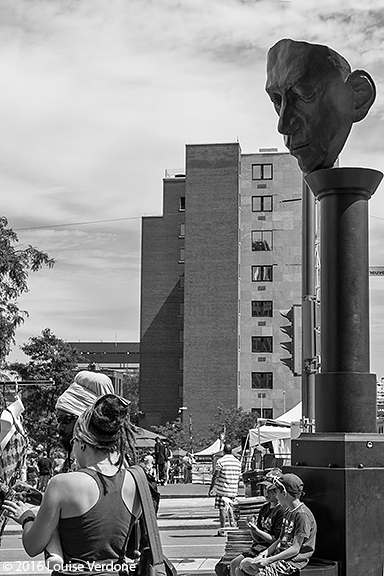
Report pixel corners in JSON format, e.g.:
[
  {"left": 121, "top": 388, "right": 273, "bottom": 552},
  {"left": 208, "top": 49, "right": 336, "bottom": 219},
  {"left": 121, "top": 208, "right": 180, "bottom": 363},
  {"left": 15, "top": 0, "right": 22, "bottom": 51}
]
[{"left": 274, "top": 473, "right": 304, "bottom": 496}]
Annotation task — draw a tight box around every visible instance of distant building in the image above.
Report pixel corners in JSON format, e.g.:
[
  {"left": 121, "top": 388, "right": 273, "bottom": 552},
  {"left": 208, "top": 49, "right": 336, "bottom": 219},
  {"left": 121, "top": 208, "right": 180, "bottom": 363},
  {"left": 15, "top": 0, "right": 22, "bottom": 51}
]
[
  {"left": 139, "top": 143, "right": 302, "bottom": 437},
  {"left": 67, "top": 341, "right": 139, "bottom": 395}
]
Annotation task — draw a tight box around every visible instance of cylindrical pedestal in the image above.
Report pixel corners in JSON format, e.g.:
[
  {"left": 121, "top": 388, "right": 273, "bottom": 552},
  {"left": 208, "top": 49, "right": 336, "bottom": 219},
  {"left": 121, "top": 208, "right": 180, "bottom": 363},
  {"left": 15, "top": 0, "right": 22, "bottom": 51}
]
[{"left": 305, "top": 168, "right": 383, "bottom": 433}]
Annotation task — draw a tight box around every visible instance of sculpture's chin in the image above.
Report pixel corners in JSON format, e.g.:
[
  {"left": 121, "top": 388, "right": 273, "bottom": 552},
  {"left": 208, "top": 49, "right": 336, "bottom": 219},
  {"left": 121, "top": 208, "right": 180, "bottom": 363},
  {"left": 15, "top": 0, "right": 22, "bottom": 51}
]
[
  {"left": 294, "top": 139, "right": 350, "bottom": 174},
  {"left": 293, "top": 152, "right": 328, "bottom": 175}
]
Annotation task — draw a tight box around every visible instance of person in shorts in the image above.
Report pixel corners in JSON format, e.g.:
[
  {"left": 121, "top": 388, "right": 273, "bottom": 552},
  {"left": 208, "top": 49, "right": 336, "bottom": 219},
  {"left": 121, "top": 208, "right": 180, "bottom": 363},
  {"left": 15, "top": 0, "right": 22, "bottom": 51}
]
[
  {"left": 230, "top": 480, "right": 284, "bottom": 576},
  {"left": 208, "top": 444, "right": 241, "bottom": 536},
  {"left": 236, "top": 473, "right": 317, "bottom": 576}
]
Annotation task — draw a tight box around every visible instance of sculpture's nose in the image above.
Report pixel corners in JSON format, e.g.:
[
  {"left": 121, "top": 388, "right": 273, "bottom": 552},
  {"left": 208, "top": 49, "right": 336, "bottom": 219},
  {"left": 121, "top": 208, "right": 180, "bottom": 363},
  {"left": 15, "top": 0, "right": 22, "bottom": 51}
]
[{"left": 277, "top": 101, "right": 301, "bottom": 136}]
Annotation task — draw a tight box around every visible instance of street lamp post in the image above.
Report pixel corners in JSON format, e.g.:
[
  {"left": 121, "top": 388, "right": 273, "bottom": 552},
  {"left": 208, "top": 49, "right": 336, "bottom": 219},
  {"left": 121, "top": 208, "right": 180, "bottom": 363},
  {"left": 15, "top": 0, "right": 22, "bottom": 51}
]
[
  {"left": 179, "top": 406, "right": 193, "bottom": 454},
  {"left": 258, "top": 392, "right": 266, "bottom": 419}
]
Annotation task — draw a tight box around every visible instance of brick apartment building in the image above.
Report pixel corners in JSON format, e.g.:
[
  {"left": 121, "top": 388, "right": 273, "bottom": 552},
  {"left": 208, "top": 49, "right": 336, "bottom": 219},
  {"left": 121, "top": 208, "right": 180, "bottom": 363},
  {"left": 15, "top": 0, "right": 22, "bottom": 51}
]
[{"left": 139, "top": 143, "right": 302, "bottom": 437}]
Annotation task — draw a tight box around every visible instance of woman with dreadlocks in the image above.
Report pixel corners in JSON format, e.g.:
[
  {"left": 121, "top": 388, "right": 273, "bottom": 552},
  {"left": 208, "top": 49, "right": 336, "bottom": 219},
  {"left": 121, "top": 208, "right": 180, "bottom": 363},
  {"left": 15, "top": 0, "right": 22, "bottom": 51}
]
[{"left": 3, "top": 394, "right": 141, "bottom": 574}]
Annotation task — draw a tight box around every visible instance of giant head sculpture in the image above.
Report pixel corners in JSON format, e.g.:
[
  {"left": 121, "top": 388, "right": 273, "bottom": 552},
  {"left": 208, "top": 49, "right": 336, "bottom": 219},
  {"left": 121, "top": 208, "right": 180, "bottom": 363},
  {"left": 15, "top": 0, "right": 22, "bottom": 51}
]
[{"left": 265, "top": 39, "right": 376, "bottom": 174}]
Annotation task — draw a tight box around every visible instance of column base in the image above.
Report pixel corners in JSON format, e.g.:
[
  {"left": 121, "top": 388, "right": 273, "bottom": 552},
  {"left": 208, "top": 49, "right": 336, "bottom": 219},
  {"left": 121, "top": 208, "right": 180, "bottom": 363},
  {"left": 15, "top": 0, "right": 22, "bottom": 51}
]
[{"left": 286, "top": 434, "right": 384, "bottom": 576}]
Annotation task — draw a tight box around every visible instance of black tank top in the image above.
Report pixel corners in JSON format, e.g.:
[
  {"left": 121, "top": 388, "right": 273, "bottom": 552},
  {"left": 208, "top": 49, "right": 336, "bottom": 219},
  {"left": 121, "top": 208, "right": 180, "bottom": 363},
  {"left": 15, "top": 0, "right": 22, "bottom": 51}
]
[{"left": 58, "top": 467, "right": 135, "bottom": 567}]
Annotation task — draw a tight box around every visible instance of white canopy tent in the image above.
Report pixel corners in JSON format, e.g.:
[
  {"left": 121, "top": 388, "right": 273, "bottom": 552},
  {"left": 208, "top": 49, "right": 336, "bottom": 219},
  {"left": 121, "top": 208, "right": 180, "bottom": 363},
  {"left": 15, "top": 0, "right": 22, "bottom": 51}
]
[
  {"left": 275, "top": 402, "right": 302, "bottom": 425},
  {"left": 249, "top": 401, "right": 302, "bottom": 446},
  {"left": 194, "top": 438, "right": 223, "bottom": 456},
  {"left": 249, "top": 425, "right": 291, "bottom": 447},
  {"left": 245, "top": 402, "right": 302, "bottom": 467}
]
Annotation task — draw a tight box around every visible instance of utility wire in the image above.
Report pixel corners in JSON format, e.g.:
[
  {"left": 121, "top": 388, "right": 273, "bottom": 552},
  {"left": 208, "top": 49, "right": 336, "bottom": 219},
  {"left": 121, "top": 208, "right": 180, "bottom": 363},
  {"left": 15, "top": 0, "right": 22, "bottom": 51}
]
[
  {"left": 12, "top": 212, "right": 384, "bottom": 232},
  {"left": 14, "top": 215, "right": 147, "bottom": 231}
]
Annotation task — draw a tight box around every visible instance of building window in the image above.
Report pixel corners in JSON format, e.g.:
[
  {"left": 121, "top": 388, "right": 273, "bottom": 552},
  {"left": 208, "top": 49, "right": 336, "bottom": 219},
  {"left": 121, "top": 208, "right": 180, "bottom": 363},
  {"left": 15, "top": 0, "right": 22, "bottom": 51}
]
[
  {"left": 251, "top": 372, "right": 273, "bottom": 389},
  {"left": 252, "top": 196, "right": 273, "bottom": 212},
  {"left": 179, "top": 274, "right": 184, "bottom": 289},
  {"left": 178, "top": 330, "right": 184, "bottom": 343},
  {"left": 179, "top": 248, "right": 185, "bottom": 262},
  {"left": 178, "top": 357, "right": 183, "bottom": 371},
  {"left": 252, "top": 301, "right": 273, "bottom": 317},
  {"left": 179, "top": 302, "right": 184, "bottom": 316},
  {"left": 179, "top": 223, "right": 185, "bottom": 238},
  {"left": 252, "top": 164, "right": 273, "bottom": 180},
  {"left": 252, "top": 266, "right": 273, "bottom": 282},
  {"left": 252, "top": 336, "right": 273, "bottom": 353},
  {"left": 252, "top": 407, "right": 273, "bottom": 419},
  {"left": 252, "top": 230, "right": 273, "bottom": 251},
  {"left": 179, "top": 197, "right": 186, "bottom": 211}
]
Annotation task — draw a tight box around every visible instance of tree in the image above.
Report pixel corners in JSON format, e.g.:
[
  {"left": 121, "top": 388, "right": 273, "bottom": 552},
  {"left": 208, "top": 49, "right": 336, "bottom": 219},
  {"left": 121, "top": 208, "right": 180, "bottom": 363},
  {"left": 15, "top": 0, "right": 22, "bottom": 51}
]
[
  {"left": 122, "top": 371, "right": 139, "bottom": 422},
  {"left": 9, "top": 328, "right": 82, "bottom": 453},
  {"left": 151, "top": 419, "right": 208, "bottom": 452},
  {"left": 151, "top": 419, "right": 191, "bottom": 451},
  {"left": 208, "top": 405, "right": 258, "bottom": 448},
  {"left": 0, "top": 217, "right": 55, "bottom": 365}
]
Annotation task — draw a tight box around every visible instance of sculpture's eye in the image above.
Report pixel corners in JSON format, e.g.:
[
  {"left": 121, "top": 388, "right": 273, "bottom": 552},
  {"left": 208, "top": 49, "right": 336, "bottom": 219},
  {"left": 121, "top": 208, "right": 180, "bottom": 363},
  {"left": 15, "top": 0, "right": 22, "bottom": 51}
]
[{"left": 297, "top": 83, "right": 315, "bottom": 102}]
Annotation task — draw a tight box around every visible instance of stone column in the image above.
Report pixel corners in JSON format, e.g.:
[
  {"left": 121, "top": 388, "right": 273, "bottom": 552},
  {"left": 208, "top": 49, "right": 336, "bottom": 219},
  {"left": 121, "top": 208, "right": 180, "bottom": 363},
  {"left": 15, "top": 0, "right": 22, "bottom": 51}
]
[{"left": 305, "top": 167, "right": 383, "bottom": 433}]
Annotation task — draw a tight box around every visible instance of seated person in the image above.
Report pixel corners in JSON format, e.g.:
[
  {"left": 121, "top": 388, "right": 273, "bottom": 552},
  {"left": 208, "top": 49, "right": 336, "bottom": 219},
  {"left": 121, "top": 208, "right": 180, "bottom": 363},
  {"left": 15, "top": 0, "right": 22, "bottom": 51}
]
[
  {"left": 230, "top": 480, "right": 284, "bottom": 576},
  {"left": 237, "top": 474, "right": 317, "bottom": 576}
]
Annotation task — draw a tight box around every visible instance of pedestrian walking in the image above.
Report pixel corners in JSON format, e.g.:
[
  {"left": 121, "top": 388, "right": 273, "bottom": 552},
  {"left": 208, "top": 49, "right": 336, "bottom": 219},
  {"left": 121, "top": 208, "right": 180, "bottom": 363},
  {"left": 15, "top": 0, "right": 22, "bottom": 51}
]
[
  {"left": 182, "top": 452, "right": 194, "bottom": 484},
  {"left": 208, "top": 443, "right": 241, "bottom": 536},
  {"left": 154, "top": 437, "right": 169, "bottom": 485},
  {"left": 37, "top": 451, "right": 52, "bottom": 492},
  {"left": 26, "top": 456, "right": 39, "bottom": 488},
  {"left": 163, "top": 442, "right": 173, "bottom": 485}
]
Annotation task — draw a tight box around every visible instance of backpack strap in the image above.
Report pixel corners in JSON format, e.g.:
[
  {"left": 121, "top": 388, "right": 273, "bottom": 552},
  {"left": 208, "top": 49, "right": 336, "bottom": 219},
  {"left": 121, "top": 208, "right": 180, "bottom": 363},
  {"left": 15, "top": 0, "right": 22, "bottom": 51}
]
[{"left": 128, "top": 464, "right": 164, "bottom": 566}]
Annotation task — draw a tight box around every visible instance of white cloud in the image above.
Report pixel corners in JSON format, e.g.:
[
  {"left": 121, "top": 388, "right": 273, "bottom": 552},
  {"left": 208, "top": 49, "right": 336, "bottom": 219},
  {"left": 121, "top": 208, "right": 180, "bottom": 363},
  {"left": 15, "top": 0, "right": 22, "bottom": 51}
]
[{"left": 2, "top": 0, "right": 384, "bottom": 374}]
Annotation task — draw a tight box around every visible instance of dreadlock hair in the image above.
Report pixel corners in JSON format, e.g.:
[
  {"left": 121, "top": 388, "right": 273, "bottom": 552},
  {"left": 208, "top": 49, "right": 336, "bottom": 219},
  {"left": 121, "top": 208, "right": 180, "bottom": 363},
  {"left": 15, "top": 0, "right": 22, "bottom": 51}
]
[{"left": 89, "top": 394, "right": 137, "bottom": 468}]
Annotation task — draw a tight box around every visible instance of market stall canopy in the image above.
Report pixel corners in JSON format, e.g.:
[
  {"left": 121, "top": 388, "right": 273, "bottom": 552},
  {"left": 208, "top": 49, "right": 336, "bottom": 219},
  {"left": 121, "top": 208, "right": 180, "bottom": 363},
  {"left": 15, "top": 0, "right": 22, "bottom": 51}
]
[
  {"left": 194, "top": 438, "right": 223, "bottom": 456},
  {"left": 248, "top": 403, "right": 302, "bottom": 447},
  {"left": 249, "top": 425, "right": 291, "bottom": 446},
  {"left": 274, "top": 402, "right": 302, "bottom": 426}
]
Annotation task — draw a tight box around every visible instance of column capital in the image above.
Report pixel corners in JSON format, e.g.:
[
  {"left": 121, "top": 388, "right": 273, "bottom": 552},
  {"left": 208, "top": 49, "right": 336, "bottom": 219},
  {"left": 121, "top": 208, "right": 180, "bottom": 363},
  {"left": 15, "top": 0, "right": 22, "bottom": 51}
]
[{"left": 305, "top": 167, "right": 383, "bottom": 200}]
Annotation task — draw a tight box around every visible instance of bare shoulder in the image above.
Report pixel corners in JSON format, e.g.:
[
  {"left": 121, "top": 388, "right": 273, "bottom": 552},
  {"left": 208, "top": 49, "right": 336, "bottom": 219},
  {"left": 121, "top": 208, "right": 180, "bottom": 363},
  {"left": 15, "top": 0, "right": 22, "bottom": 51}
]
[
  {"left": 122, "top": 469, "right": 141, "bottom": 517},
  {"left": 47, "top": 471, "right": 94, "bottom": 496}
]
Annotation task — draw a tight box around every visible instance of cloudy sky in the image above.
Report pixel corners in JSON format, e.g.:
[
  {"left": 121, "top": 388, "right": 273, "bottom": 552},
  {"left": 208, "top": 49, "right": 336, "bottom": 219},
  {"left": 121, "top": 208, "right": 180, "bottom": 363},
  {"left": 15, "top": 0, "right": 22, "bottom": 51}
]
[{"left": 3, "top": 0, "right": 384, "bottom": 375}]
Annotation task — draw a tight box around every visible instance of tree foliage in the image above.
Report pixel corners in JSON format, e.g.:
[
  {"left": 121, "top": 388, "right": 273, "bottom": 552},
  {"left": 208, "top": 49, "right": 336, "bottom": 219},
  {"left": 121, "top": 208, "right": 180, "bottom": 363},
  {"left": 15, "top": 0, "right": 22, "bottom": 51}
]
[
  {"left": 9, "top": 328, "right": 82, "bottom": 453},
  {"left": 151, "top": 419, "right": 208, "bottom": 452},
  {"left": 208, "top": 405, "right": 258, "bottom": 448},
  {"left": 122, "top": 371, "right": 139, "bottom": 422},
  {"left": 151, "top": 419, "right": 191, "bottom": 451},
  {"left": 0, "top": 218, "right": 55, "bottom": 365},
  {"left": 151, "top": 406, "right": 257, "bottom": 453}
]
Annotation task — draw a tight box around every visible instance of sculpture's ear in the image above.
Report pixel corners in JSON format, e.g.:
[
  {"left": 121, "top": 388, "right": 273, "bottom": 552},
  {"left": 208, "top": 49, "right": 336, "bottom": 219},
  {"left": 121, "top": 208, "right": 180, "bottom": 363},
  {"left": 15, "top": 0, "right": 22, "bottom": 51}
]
[{"left": 347, "top": 70, "right": 376, "bottom": 123}]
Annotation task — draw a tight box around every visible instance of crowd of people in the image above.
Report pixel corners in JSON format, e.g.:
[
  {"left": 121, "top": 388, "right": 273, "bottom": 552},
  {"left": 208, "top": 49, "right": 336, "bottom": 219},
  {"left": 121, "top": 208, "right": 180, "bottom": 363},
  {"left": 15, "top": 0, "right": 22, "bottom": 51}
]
[
  {"left": 0, "top": 369, "right": 317, "bottom": 576},
  {"left": 149, "top": 437, "right": 195, "bottom": 485}
]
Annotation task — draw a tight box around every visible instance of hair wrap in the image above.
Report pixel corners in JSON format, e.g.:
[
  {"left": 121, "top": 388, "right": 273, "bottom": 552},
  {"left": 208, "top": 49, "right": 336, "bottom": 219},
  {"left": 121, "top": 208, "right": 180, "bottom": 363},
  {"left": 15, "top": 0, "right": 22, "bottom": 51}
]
[
  {"left": 73, "top": 394, "right": 132, "bottom": 456},
  {"left": 74, "top": 407, "right": 112, "bottom": 449},
  {"left": 55, "top": 371, "right": 114, "bottom": 417}
]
